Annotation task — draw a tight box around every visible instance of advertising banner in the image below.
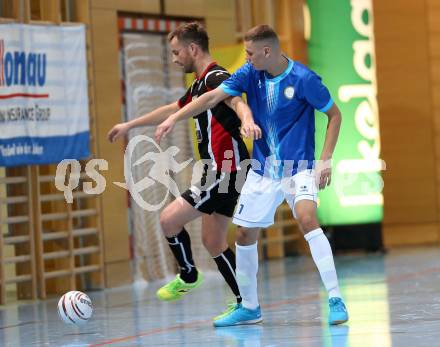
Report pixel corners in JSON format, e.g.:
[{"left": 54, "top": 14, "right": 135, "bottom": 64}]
[
  {"left": 306, "top": 0, "right": 384, "bottom": 224},
  {"left": 0, "top": 24, "right": 89, "bottom": 167}
]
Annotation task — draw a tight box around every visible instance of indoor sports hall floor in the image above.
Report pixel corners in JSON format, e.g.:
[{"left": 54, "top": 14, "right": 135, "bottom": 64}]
[{"left": 1, "top": 246, "right": 439, "bottom": 347}]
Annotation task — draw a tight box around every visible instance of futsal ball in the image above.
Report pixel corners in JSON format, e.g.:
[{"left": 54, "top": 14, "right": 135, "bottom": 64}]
[{"left": 57, "top": 291, "right": 93, "bottom": 326}]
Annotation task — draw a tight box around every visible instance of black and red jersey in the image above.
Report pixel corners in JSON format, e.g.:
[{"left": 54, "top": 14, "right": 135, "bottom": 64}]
[{"left": 178, "top": 62, "right": 249, "bottom": 172}]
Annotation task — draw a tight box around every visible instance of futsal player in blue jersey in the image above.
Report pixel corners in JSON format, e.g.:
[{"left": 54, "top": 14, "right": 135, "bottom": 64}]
[{"left": 155, "top": 24, "right": 348, "bottom": 327}]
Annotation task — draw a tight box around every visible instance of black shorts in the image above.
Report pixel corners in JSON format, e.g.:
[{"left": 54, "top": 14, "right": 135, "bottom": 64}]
[{"left": 181, "top": 170, "right": 242, "bottom": 217}]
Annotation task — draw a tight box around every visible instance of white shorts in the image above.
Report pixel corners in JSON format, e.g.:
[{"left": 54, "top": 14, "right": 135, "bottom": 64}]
[{"left": 232, "top": 169, "right": 318, "bottom": 228}]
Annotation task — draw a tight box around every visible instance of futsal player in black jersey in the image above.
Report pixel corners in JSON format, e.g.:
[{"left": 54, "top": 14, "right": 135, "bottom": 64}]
[{"left": 108, "top": 22, "right": 261, "bottom": 320}]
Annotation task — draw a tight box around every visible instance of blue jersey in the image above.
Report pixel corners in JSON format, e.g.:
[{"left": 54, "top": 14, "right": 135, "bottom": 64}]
[{"left": 220, "top": 58, "right": 333, "bottom": 178}]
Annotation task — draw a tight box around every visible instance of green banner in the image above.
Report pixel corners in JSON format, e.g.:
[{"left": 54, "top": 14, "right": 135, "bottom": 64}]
[{"left": 306, "top": 0, "right": 383, "bottom": 225}]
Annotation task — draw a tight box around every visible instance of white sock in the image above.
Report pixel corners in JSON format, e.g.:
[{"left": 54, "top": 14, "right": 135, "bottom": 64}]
[
  {"left": 304, "top": 228, "right": 341, "bottom": 299},
  {"left": 235, "top": 242, "right": 259, "bottom": 309}
]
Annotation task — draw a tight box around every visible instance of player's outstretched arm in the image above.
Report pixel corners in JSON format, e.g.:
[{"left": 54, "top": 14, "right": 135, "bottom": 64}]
[
  {"left": 226, "top": 97, "right": 262, "bottom": 140},
  {"left": 155, "top": 88, "right": 229, "bottom": 143},
  {"left": 316, "top": 103, "right": 342, "bottom": 189},
  {"left": 107, "top": 102, "right": 180, "bottom": 143}
]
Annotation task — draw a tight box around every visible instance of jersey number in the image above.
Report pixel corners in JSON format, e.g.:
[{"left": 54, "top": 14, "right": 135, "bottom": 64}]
[{"left": 238, "top": 204, "right": 244, "bottom": 214}]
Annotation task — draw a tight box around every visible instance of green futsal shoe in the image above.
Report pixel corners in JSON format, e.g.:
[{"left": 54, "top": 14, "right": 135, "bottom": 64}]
[
  {"left": 156, "top": 272, "right": 203, "bottom": 302},
  {"left": 213, "top": 302, "right": 240, "bottom": 321}
]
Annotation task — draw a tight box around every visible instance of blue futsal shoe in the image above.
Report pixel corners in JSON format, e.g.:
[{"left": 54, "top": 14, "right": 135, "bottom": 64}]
[
  {"left": 213, "top": 303, "right": 263, "bottom": 327},
  {"left": 328, "top": 297, "right": 349, "bottom": 325}
]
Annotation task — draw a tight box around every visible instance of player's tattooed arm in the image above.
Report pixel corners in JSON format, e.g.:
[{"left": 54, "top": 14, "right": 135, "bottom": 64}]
[
  {"left": 226, "top": 97, "right": 262, "bottom": 140},
  {"left": 155, "top": 88, "right": 229, "bottom": 143}
]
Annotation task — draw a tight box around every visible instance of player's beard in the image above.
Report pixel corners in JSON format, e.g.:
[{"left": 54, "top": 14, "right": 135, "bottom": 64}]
[{"left": 183, "top": 60, "right": 195, "bottom": 73}]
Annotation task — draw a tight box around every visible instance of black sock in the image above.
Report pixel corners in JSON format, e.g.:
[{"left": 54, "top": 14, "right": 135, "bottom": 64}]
[
  {"left": 166, "top": 228, "right": 198, "bottom": 283},
  {"left": 213, "top": 248, "right": 242, "bottom": 304}
]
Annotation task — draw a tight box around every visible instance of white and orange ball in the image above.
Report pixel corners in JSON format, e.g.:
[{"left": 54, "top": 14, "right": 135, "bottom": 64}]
[{"left": 57, "top": 291, "right": 93, "bottom": 326}]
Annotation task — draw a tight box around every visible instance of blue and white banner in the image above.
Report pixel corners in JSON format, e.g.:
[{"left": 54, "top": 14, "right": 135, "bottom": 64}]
[{"left": 0, "top": 24, "right": 90, "bottom": 167}]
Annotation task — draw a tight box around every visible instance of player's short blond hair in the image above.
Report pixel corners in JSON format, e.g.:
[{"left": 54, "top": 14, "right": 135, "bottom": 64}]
[{"left": 244, "top": 25, "right": 279, "bottom": 46}]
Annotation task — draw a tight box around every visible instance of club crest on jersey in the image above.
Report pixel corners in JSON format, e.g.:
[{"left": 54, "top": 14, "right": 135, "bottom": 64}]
[{"left": 284, "top": 86, "right": 295, "bottom": 99}]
